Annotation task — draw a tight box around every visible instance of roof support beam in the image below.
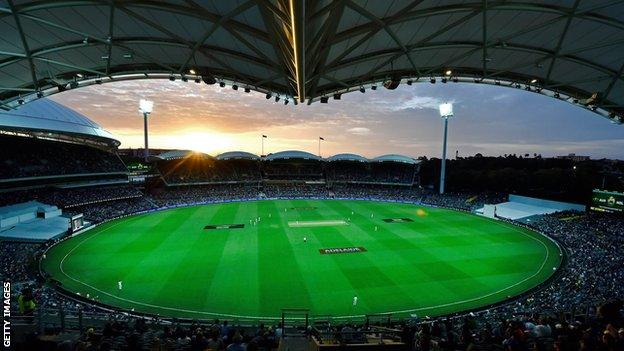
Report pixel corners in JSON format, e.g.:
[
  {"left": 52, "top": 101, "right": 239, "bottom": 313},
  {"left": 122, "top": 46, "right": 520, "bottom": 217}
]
[
  {"left": 601, "top": 62, "right": 624, "bottom": 103},
  {"left": 254, "top": 73, "right": 283, "bottom": 86},
  {"left": 289, "top": 0, "right": 306, "bottom": 102},
  {"left": 345, "top": 0, "right": 422, "bottom": 76},
  {"left": 484, "top": 38, "right": 624, "bottom": 81},
  {"left": 315, "top": 41, "right": 623, "bottom": 91},
  {"left": 178, "top": 1, "right": 255, "bottom": 75},
  {"left": 0, "top": 51, "right": 25, "bottom": 58},
  {"left": 545, "top": 75, "right": 613, "bottom": 89},
  {"left": 330, "top": 2, "right": 624, "bottom": 46},
  {"left": 115, "top": 5, "right": 241, "bottom": 79},
  {"left": 257, "top": 1, "right": 297, "bottom": 96},
  {"left": 105, "top": 1, "right": 114, "bottom": 75},
  {"left": 0, "top": 87, "right": 37, "bottom": 92},
  {"left": 306, "top": 0, "right": 346, "bottom": 103},
  {"left": 417, "top": 11, "right": 587, "bottom": 77},
  {"left": 1, "top": 10, "right": 179, "bottom": 73},
  {"left": 324, "top": 0, "right": 425, "bottom": 73},
  {"left": 7, "top": 0, "right": 38, "bottom": 90},
  {"left": 481, "top": 0, "right": 487, "bottom": 78},
  {"left": 319, "top": 11, "right": 480, "bottom": 85},
  {"left": 33, "top": 57, "right": 106, "bottom": 76},
  {"left": 544, "top": 0, "right": 581, "bottom": 85}
]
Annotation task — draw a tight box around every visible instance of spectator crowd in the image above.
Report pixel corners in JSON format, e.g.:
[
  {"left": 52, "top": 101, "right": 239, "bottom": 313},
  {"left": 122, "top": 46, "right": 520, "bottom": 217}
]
[
  {"left": 0, "top": 135, "right": 126, "bottom": 180},
  {"left": 1, "top": 185, "right": 622, "bottom": 351}
]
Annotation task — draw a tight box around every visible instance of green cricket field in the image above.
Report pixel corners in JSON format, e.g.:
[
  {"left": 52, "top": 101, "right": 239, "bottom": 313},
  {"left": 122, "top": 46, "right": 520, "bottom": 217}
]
[{"left": 42, "top": 199, "right": 561, "bottom": 321}]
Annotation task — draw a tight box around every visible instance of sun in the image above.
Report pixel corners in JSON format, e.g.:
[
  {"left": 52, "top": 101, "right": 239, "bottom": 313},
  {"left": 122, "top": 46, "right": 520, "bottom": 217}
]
[{"left": 178, "top": 132, "right": 233, "bottom": 154}]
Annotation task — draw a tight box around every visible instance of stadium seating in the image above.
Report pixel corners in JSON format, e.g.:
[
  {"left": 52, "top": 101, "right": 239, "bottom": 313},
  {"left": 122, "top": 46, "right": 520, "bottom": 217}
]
[
  {"left": 1, "top": 151, "right": 622, "bottom": 351},
  {"left": 155, "top": 154, "right": 418, "bottom": 185},
  {"left": 157, "top": 153, "right": 262, "bottom": 184},
  {"left": 3, "top": 188, "right": 623, "bottom": 351},
  {"left": 0, "top": 134, "right": 126, "bottom": 180}
]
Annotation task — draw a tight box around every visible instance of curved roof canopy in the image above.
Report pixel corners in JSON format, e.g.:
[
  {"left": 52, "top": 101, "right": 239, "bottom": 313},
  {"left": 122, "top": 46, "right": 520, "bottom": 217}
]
[
  {"left": 372, "top": 154, "right": 419, "bottom": 164},
  {"left": 216, "top": 151, "right": 260, "bottom": 160},
  {"left": 326, "top": 153, "right": 369, "bottom": 162},
  {"left": 0, "top": 1, "right": 622, "bottom": 123},
  {"left": 156, "top": 150, "right": 212, "bottom": 160},
  {"left": 265, "top": 150, "right": 321, "bottom": 161},
  {"left": 0, "top": 97, "right": 119, "bottom": 147}
]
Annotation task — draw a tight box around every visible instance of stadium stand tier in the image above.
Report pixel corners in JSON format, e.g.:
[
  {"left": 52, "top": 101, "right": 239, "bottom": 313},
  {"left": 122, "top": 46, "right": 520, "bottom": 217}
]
[
  {"left": 1, "top": 114, "right": 622, "bottom": 351},
  {"left": 0, "top": 201, "right": 68, "bottom": 242},
  {"left": 2, "top": 184, "right": 623, "bottom": 351},
  {"left": 0, "top": 99, "right": 127, "bottom": 190},
  {"left": 157, "top": 151, "right": 262, "bottom": 185},
  {"left": 0, "top": 134, "right": 126, "bottom": 180},
  {"left": 154, "top": 150, "right": 420, "bottom": 186},
  {"left": 478, "top": 195, "right": 587, "bottom": 221}
]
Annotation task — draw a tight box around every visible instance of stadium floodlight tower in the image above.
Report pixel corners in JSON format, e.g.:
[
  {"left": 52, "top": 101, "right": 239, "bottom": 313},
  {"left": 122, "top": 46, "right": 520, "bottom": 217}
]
[
  {"left": 139, "top": 99, "right": 154, "bottom": 162},
  {"left": 438, "top": 102, "right": 454, "bottom": 194}
]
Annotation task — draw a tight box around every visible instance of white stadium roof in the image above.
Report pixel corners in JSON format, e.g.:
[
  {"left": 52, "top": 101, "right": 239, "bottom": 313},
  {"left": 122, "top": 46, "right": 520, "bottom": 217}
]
[
  {"left": 156, "top": 150, "right": 419, "bottom": 163},
  {"left": 215, "top": 151, "right": 260, "bottom": 160},
  {"left": 156, "top": 150, "right": 213, "bottom": 160},
  {"left": 0, "top": 98, "right": 119, "bottom": 147},
  {"left": 326, "top": 153, "right": 369, "bottom": 162},
  {"left": 372, "top": 154, "right": 420, "bottom": 164},
  {"left": 265, "top": 150, "right": 321, "bottom": 161},
  {"left": 0, "top": 1, "right": 622, "bottom": 124}
]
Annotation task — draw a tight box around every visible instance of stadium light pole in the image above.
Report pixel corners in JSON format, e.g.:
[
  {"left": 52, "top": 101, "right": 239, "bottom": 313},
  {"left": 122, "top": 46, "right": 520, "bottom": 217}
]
[
  {"left": 318, "top": 136, "right": 325, "bottom": 157},
  {"left": 139, "top": 99, "right": 153, "bottom": 163},
  {"left": 438, "top": 103, "right": 454, "bottom": 194},
  {"left": 262, "top": 134, "right": 267, "bottom": 156}
]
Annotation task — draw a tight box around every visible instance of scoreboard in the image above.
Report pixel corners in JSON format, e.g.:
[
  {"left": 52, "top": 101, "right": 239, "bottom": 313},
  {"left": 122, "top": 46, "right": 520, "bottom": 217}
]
[
  {"left": 70, "top": 214, "right": 85, "bottom": 232},
  {"left": 590, "top": 190, "right": 624, "bottom": 213}
]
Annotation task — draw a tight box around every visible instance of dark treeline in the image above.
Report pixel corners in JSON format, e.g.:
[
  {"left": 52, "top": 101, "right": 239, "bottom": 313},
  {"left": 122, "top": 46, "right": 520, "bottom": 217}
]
[{"left": 419, "top": 154, "right": 624, "bottom": 203}]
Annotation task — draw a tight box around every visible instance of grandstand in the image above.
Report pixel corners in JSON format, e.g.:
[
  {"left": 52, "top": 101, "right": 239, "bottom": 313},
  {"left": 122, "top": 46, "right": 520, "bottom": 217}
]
[
  {"left": 478, "top": 195, "right": 587, "bottom": 221},
  {"left": 0, "top": 98, "right": 128, "bottom": 190},
  {"left": 154, "top": 150, "right": 420, "bottom": 187},
  {"left": 0, "top": 201, "right": 68, "bottom": 242}
]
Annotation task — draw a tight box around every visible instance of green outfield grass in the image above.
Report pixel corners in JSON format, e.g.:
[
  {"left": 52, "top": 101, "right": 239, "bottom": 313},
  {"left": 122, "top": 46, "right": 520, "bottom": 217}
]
[{"left": 42, "top": 200, "right": 562, "bottom": 321}]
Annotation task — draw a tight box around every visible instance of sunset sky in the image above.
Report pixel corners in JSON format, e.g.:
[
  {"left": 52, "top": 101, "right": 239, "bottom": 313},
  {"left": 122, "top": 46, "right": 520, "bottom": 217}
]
[{"left": 50, "top": 79, "right": 624, "bottom": 160}]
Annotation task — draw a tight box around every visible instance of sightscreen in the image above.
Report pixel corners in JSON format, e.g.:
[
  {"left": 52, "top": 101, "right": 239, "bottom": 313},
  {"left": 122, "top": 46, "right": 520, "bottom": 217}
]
[{"left": 590, "top": 190, "right": 624, "bottom": 213}]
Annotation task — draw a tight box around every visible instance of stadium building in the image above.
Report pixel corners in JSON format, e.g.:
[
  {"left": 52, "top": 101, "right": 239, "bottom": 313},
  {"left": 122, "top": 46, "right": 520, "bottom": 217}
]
[{"left": 0, "top": 1, "right": 623, "bottom": 351}]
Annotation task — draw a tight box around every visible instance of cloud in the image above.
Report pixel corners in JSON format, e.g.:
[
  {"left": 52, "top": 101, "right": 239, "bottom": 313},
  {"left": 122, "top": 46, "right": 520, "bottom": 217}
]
[
  {"left": 47, "top": 79, "right": 624, "bottom": 160},
  {"left": 491, "top": 93, "right": 511, "bottom": 101},
  {"left": 347, "top": 127, "right": 371, "bottom": 135},
  {"left": 391, "top": 95, "right": 453, "bottom": 111}
]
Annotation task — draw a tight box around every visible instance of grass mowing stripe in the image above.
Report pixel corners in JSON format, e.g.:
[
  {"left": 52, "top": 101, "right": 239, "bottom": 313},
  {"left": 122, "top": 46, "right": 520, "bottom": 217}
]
[
  {"left": 296, "top": 200, "right": 420, "bottom": 316},
  {"left": 326, "top": 200, "right": 472, "bottom": 304},
  {"left": 42, "top": 200, "right": 561, "bottom": 320},
  {"left": 146, "top": 206, "right": 225, "bottom": 310},
  {"left": 256, "top": 200, "right": 314, "bottom": 315}
]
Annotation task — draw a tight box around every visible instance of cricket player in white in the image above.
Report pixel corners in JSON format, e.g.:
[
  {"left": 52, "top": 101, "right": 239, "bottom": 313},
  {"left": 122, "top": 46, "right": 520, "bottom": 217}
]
[
  {"left": 353, "top": 296, "right": 358, "bottom": 306},
  {"left": 303, "top": 237, "right": 307, "bottom": 243},
  {"left": 118, "top": 281, "right": 123, "bottom": 290}
]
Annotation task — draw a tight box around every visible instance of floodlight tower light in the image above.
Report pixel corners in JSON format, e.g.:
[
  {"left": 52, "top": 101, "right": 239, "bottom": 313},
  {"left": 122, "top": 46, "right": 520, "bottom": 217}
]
[
  {"left": 139, "top": 99, "right": 154, "bottom": 162},
  {"left": 438, "top": 103, "right": 454, "bottom": 194}
]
